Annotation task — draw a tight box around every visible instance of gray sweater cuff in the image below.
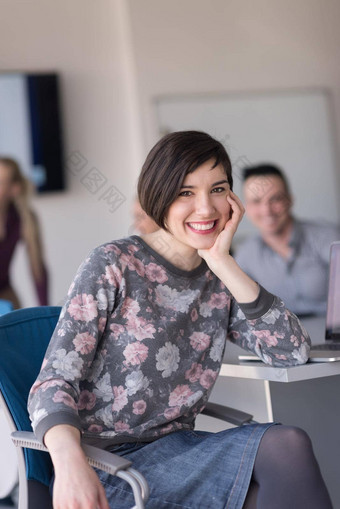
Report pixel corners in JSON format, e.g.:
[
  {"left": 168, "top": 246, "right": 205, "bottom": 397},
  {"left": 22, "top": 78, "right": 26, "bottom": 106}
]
[
  {"left": 237, "top": 285, "right": 275, "bottom": 320},
  {"left": 34, "top": 412, "right": 82, "bottom": 444}
]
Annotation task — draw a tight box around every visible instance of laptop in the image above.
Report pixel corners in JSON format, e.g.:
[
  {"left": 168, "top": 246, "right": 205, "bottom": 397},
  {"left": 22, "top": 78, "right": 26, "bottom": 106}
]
[{"left": 239, "top": 241, "right": 340, "bottom": 363}]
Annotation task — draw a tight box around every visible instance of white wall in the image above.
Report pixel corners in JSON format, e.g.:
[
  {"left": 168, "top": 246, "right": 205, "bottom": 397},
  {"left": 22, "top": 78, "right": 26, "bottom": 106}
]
[
  {"left": 0, "top": 0, "right": 143, "bottom": 306},
  {"left": 128, "top": 0, "right": 340, "bottom": 179},
  {"left": 2, "top": 0, "right": 340, "bottom": 306}
]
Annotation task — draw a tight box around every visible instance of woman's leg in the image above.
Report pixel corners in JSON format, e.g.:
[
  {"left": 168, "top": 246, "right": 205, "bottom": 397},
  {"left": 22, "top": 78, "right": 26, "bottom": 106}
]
[{"left": 243, "top": 425, "right": 332, "bottom": 509}]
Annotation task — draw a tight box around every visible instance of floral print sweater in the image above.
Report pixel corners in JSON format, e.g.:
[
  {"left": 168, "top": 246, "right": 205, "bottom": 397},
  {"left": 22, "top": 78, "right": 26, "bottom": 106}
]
[{"left": 28, "top": 236, "right": 310, "bottom": 449}]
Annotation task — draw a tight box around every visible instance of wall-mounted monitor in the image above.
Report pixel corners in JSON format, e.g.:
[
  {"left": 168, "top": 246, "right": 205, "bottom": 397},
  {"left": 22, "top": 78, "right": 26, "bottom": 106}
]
[{"left": 0, "top": 72, "right": 65, "bottom": 192}]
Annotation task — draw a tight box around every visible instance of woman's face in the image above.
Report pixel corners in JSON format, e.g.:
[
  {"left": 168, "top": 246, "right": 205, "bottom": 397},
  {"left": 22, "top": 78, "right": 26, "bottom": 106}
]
[{"left": 165, "top": 159, "right": 231, "bottom": 252}]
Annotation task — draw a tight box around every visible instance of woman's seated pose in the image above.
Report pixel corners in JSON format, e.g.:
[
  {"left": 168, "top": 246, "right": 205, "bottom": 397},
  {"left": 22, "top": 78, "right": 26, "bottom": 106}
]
[{"left": 28, "top": 131, "right": 332, "bottom": 509}]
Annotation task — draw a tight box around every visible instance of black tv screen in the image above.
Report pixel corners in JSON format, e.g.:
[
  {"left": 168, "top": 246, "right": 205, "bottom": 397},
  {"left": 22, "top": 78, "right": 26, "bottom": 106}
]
[{"left": 0, "top": 72, "right": 65, "bottom": 192}]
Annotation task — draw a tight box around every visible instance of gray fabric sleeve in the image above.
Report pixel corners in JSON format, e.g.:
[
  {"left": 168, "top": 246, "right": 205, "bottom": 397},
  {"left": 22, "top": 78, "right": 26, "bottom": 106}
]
[
  {"left": 35, "top": 412, "right": 83, "bottom": 444},
  {"left": 237, "top": 285, "right": 274, "bottom": 320}
]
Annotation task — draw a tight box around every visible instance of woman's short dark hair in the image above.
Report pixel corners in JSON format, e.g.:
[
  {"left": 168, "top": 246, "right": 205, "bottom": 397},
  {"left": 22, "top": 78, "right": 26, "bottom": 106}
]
[{"left": 138, "top": 131, "right": 233, "bottom": 230}]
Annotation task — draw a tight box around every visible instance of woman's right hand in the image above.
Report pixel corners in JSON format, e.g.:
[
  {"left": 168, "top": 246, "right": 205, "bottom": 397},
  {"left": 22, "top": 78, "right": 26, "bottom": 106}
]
[
  {"left": 45, "top": 424, "right": 110, "bottom": 509},
  {"left": 53, "top": 455, "right": 109, "bottom": 509}
]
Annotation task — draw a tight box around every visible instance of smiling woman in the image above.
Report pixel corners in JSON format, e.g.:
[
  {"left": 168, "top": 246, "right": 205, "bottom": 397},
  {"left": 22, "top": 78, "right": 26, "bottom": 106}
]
[{"left": 28, "top": 131, "right": 331, "bottom": 509}]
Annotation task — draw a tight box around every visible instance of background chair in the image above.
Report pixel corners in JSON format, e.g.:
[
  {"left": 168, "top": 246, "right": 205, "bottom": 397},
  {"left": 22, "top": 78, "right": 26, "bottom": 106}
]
[
  {"left": 0, "top": 300, "right": 13, "bottom": 316},
  {"left": 0, "top": 296, "right": 16, "bottom": 505},
  {"left": 0, "top": 306, "right": 254, "bottom": 509}
]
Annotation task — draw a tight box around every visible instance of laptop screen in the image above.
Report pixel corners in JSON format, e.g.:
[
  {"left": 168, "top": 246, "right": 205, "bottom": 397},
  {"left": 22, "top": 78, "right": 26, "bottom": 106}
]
[{"left": 326, "top": 241, "right": 340, "bottom": 339}]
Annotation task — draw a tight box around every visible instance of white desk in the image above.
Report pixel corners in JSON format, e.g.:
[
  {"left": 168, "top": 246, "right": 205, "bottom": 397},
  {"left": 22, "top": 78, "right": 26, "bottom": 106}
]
[
  {"left": 204, "top": 320, "right": 340, "bottom": 508},
  {"left": 220, "top": 358, "right": 340, "bottom": 383}
]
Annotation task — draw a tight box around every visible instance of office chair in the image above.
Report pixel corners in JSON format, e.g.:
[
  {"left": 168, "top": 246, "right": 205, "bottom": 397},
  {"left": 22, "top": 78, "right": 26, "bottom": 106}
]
[
  {"left": 0, "top": 306, "right": 254, "bottom": 509},
  {"left": 0, "top": 299, "right": 13, "bottom": 316}
]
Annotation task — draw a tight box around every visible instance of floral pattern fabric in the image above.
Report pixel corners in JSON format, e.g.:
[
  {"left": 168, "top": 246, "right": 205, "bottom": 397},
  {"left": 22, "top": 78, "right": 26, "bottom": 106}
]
[{"left": 28, "top": 236, "right": 310, "bottom": 448}]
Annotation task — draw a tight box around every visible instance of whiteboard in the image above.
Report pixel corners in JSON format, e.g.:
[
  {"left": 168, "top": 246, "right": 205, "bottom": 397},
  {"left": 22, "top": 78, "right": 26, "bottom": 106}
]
[{"left": 154, "top": 89, "right": 340, "bottom": 237}]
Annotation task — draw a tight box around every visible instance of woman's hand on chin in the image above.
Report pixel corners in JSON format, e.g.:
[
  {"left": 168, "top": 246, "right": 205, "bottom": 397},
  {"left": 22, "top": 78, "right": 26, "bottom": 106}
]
[{"left": 198, "top": 192, "right": 244, "bottom": 268}]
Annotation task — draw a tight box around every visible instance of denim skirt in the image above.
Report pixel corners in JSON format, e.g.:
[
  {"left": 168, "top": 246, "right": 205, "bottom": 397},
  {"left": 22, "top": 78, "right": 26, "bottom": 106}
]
[{"left": 96, "top": 422, "right": 274, "bottom": 509}]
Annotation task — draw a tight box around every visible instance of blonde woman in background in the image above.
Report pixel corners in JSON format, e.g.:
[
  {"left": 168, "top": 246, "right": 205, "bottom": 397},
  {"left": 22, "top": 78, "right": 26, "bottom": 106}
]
[{"left": 0, "top": 157, "right": 48, "bottom": 308}]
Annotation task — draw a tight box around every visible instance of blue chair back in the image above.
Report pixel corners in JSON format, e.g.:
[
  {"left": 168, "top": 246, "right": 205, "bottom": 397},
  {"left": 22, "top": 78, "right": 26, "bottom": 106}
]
[
  {"left": 0, "top": 306, "right": 61, "bottom": 486},
  {"left": 0, "top": 299, "right": 13, "bottom": 316}
]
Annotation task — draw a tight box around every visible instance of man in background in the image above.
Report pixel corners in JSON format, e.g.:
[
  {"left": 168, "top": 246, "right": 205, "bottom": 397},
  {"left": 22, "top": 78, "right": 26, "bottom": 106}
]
[{"left": 235, "top": 164, "right": 339, "bottom": 316}]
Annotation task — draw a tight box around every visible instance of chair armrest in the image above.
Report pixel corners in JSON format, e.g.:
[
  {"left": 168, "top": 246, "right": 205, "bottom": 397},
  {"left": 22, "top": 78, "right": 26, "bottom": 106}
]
[
  {"left": 11, "top": 431, "right": 49, "bottom": 452},
  {"left": 202, "top": 402, "right": 254, "bottom": 426},
  {"left": 11, "top": 431, "right": 149, "bottom": 508}
]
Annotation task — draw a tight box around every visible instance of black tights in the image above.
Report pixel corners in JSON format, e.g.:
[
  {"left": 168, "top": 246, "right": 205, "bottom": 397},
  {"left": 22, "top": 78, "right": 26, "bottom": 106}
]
[{"left": 243, "top": 425, "right": 333, "bottom": 509}]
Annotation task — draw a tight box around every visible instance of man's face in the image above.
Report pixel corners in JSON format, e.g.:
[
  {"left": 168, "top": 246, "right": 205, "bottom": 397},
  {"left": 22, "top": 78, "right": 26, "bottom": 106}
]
[{"left": 243, "top": 175, "right": 292, "bottom": 236}]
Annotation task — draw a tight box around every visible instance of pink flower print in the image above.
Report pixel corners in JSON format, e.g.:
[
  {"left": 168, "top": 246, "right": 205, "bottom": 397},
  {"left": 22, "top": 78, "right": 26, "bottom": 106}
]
[
  {"left": 145, "top": 263, "right": 168, "bottom": 283},
  {"left": 110, "top": 323, "right": 125, "bottom": 339},
  {"left": 185, "top": 362, "right": 203, "bottom": 383},
  {"left": 191, "top": 309, "right": 198, "bottom": 322},
  {"left": 114, "top": 421, "right": 131, "bottom": 433},
  {"left": 254, "top": 329, "right": 279, "bottom": 348},
  {"left": 132, "top": 400, "right": 147, "bottom": 415},
  {"left": 112, "top": 386, "right": 128, "bottom": 412},
  {"left": 164, "top": 407, "right": 181, "bottom": 420},
  {"left": 199, "top": 369, "right": 218, "bottom": 389},
  {"left": 169, "top": 385, "right": 194, "bottom": 407},
  {"left": 189, "top": 331, "right": 211, "bottom": 352},
  {"left": 119, "top": 253, "right": 131, "bottom": 271},
  {"left": 104, "top": 264, "right": 122, "bottom": 286},
  {"left": 128, "top": 243, "right": 139, "bottom": 253},
  {"left": 284, "top": 309, "right": 295, "bottom": 321},
  {"left": 98, "top": 317, "right": 107, "bottom": 333},
  {"left": 131, "top": 257, "right": 145, "bottom": 277},
  {"left": 41, "top": 357, "right": 48, "bottom": 370},
  {"left": 160, "top": 424, "right": 174, "bottom": 434},
  {"left": 41, "top": 380, "right": 64, "bottom": 392},
  {"left": 31, "top": 379, "right": 63, "bottom": 394},
  {"left": 88, "top": 424, "right": 103, "bottom": 433},
  {"left": 123, "top": 342, "right": 149, "bottom": 366},
  {"left": 52, "top": 390, "right": 77, "bottom": 410},
  {"left": 275, "top": 354, "right": 288, "bottom": 360},
  {"left": 104, "top": 244, "right": 121, "bottom": 255},
  {"left": 29, "top": 380, "right": 42, "bottom": 394},
  {"left": 290, "top": 335, "right": 299, "bottom": 347},
  {"left": 228, "top": 330, "right": 240, "bottom": 340},
  {"left": 73, "top": 332, "right": 96, "bottom": 354},
  {"left": 68, "top": 294, "right": 98, "bottom": 322},
  {"left": 120, "top": 254, "right": 145, "bottom": 277},
  {"left": 126, "top": 316, "right": 156, "bottom": 341},
  {"left": 122, "top": 297, "right": 140, "bottom": 320},
  {"left": 209, "top": 293, "right": 230, "bottom": 310},
  {"left": 78, "top": 390, "right": 96, "bottom": 410}
]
